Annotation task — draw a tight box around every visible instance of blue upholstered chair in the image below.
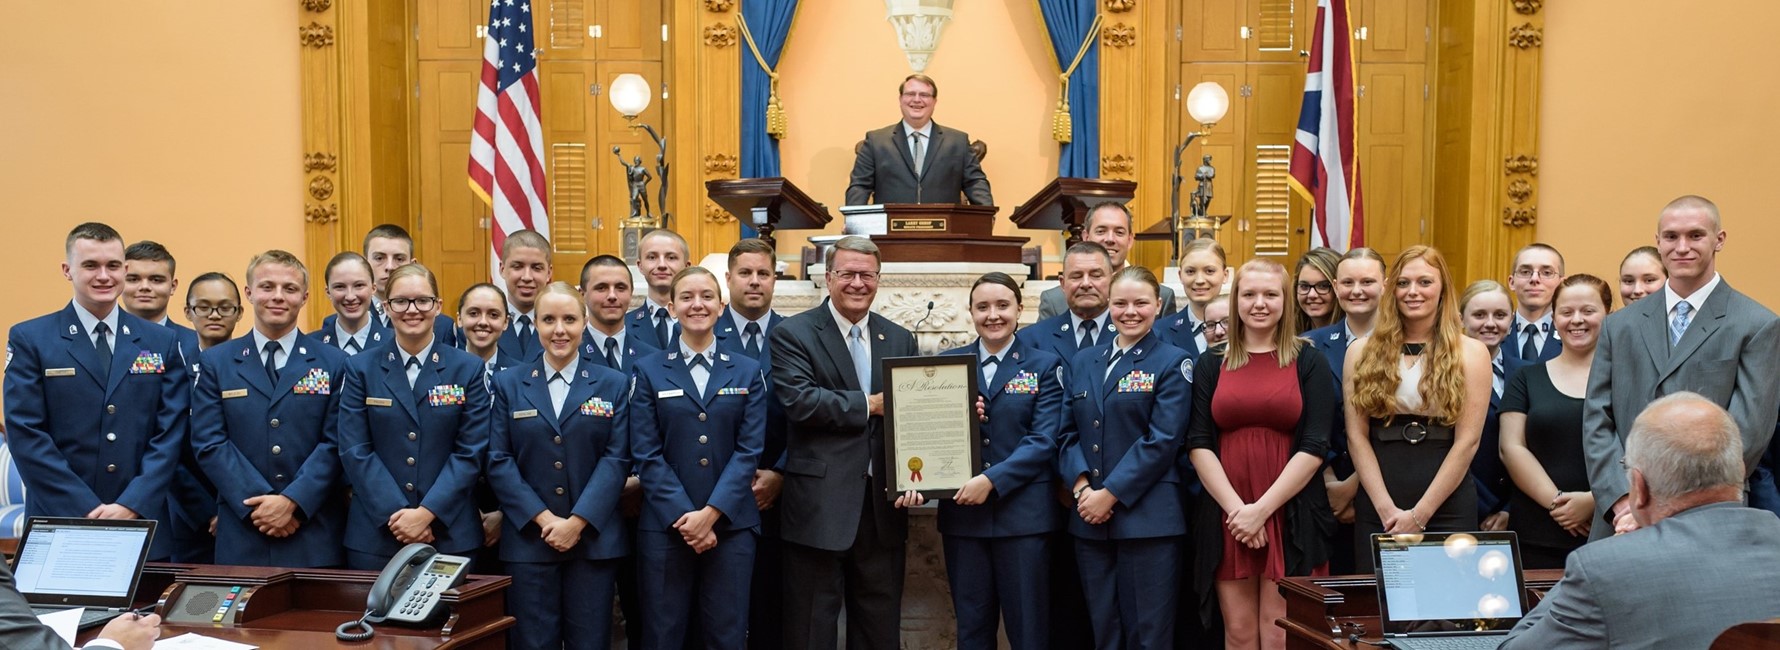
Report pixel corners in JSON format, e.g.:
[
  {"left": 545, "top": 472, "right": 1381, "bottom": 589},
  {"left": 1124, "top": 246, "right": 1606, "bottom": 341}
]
[{"left": 0, "top": 441, "right": 30, "bottom": 538}]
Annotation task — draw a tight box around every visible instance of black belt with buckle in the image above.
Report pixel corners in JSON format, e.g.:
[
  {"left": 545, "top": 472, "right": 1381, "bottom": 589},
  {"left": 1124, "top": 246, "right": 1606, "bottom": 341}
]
[{"left": 1371, "top": 417, "right": 1454, "bottom": 445}]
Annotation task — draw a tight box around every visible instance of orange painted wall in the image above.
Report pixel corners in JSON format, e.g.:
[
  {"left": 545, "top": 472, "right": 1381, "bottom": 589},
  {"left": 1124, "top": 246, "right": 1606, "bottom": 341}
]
[
  {"left": 1539, "top": 1, "right": 1780, "bottom": 309},
  {"left": 775, "top": 0, "right": 1061, "bottom": 256},
  {"left": 0, "top": 3, "right": 305, "bottom": 356}
]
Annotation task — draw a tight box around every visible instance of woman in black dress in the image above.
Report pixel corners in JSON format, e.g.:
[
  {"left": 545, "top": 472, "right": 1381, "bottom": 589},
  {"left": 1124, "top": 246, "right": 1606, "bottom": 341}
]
[
  {"left": 1343, "top": 246, "right": 1493, "bottom": 571},
  {"left": 1500, "top": 274, "right": 1611, "bottom": 569}
]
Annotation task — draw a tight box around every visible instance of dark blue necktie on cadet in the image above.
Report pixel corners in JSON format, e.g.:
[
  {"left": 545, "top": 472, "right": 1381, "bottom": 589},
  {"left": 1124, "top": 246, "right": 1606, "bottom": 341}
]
[
  {"left": 93, "top": 322, "right": 112, "bottom": 383},
  {"left": 743, "top": 322, "right": 763, "bottom": 359},
  {"left": 263, "top": 341, "right": 281, "bottom": 385}
]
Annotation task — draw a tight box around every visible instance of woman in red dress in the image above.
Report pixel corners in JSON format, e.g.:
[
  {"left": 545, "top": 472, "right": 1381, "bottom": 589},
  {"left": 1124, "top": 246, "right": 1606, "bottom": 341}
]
[{"left": 1188, "top": 259, "right": 1338, "bottom": 650}]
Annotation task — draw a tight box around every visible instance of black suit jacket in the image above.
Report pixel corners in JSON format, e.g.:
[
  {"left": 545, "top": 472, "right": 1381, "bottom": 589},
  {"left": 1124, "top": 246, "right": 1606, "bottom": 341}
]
[
  {"left": 0, "top": 562, "right": 68, "bottom": 648},
  {"left": 845, "top": 121, "right": 993, "bottom": 206},
  {"left": 768, "top": 301, "right": 918, "bottom": 551}
]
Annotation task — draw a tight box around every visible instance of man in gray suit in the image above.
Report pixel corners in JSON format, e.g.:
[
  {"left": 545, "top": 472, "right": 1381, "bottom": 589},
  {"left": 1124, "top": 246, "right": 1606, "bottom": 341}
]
[
  {"left": 1582, "top": 195, "right": 1780, "bottom": 538},
  {"left": 1038, "top": 202, "right": 1177, "bottom": 320},
  {"left": 0, "top": 560, "right": 162, "bottom": 649},
  {"left": 1501, "top": 393, "right": 1780, "bottom": 649},
  {"left": 770, "top": 236, "right": 920, "bottom": 650},
  {"left": 844, "top": 74, "right": 993, "bottom": 206}
]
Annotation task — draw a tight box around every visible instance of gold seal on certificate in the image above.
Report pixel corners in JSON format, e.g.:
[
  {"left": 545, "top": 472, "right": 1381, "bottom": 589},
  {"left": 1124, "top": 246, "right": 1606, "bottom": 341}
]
[{"left": 882, "top": 355, "right": 982, "bottom": 499}]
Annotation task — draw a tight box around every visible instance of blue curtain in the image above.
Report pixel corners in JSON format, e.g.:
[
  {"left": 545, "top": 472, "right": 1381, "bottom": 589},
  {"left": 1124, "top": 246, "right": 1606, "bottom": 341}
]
[
  {"left": 1035, "top": 0, "right": 1099, "bottom": 177},
  {"left": 739, "top": 0, "right": 800, "bottom": 237}
]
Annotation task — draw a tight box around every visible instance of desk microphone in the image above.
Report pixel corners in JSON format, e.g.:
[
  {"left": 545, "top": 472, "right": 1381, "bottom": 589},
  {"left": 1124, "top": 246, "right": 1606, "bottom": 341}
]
[{"left": 912, "top": 301, "right": 936, "bottom": 331}]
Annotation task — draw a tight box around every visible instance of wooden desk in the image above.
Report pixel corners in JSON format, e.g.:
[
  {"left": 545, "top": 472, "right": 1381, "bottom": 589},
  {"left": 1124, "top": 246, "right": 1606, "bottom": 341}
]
[
  {"left": 75, "top": 563, "right": 513, "bottom": 649},
  {"left": 1277, "top": 571, "right": 1561, "bottom": 650}
]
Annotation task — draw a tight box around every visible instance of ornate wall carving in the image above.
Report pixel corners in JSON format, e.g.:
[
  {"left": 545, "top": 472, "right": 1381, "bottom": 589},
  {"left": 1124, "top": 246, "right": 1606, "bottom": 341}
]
[
  {"left": 703, "top": 0, "right": 733, "bottom": 12},
  {"left": 1504, "top": 154, "right": 1538, "bottom": 175},
  {"left": 304, "top": 203, "right": 339, "bottom": 224},
  {"left": 1105, "top": 0, "right": 1136, "bottom": 13},
  {"left": 300, "top": 0, "right": 332, "bottom": 12},
  {"left": 1100, "top": 153, "right": 1134, "bottom": 178},
  {"left": 1512, "top": 0, "right": 1542, "bottom": 15},
  {"left": 1101, "top": 23, "right": 1136, "bottom": 48},
  {"left": 298, "top": 23, "right": 334, "bottom": 48},
  {"left": 703, "top": 153, "right": 739, "bottom": 176},
  {"left": 703, "top": 24, "right": 737, "bottom": 48},
  {"left": 1508, "top": 23, "right": 1543, "bottom": 49}
]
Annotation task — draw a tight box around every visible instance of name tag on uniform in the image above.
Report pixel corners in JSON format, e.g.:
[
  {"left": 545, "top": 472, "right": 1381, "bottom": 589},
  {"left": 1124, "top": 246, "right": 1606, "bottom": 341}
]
[
  {"left": 512, "top": 409, "right": 539, "bottom": 419},
  {"left": 46, "top": 368, "right": 76, "bottom": 377},
  {"left": 366, "top": 397, "right": 393, "bottom": 407},
  {"left": 658, "top": 389, "right": 685, "bottom": 399},
  {"left": 222, "top": 389, "right": 249, "bottom": 399}
]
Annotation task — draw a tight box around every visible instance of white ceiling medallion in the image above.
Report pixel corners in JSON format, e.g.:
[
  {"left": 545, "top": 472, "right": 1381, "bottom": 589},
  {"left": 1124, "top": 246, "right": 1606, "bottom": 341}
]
[{"left": 884, "top": 0, "right": 954, "bottom": 72}]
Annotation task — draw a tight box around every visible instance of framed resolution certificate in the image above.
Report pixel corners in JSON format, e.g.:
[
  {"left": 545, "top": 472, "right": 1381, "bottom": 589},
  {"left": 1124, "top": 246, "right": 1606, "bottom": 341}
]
[{"left": 882, "top": 355, "right": 982, "bottom": 500}]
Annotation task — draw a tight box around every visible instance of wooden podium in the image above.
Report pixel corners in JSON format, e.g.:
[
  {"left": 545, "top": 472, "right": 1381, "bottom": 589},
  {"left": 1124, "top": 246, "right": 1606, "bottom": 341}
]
[
  {"left": 1009, "top": 177, "right": 1139, "bottom": 247},
  {"left": 868, "top": 203, "right": 1028, "bottom": 264},
  {"left": 705, "top": 177, "right": 832, "bottom": 249}
]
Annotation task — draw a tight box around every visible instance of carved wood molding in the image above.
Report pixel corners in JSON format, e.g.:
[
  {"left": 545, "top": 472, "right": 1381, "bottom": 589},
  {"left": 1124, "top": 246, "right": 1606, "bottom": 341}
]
[
  {"left": 304, "top": 203, "right": 339, "bottom": 224},
  {"left": 1504, "top": 154, "right": 1539, "bottom": 175},
  {"left": 703, "top": 0, "right": 734, "bottom": 12},
  {"left": 1506, "top": 178, "right": 1532, "bottom": 204},
  {"left": 703, "top": 24, "right": 737, "bottom": 48},
  {"left": 298, "top": 22, "right": 335, "bottom": 48},
  {"left": 1508, "top": 23, "right": 1543, "bottom": 49},
  {"left": 303, "top": 152, "right": 338, "bottom": 173},
  {"left": 300, "top": 0, "right": 332, "bottom": 12},
  {"left": 703, "top": 153, "right": 738, "bottom": 177},
  {"left": 1101, "top": 23, "right": 1136, "bottom": 48},
  {"left": 1512, "top": 0, "right": 1542, "bottom": 15},
  {"left": 1100, "top": 154, "right": 1134, "bottom": 178},
  {"left": 703, "top": 202, "right": 736, "bottom": 224},
  {"left": 308, "top": 176, "right": 335, "bottom": 201},
  {"left": 1105, "top": 0, "right": 1136, "bottom": 13},
  {"left": 1502, "top": 206, "right": 1537, "bottom": 228}
]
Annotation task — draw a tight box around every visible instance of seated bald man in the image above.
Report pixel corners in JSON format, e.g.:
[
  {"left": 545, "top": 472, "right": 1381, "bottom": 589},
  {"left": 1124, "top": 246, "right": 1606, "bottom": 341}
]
[{"left": 1500, "top": 392, "right": 1780, "bottom": 650}]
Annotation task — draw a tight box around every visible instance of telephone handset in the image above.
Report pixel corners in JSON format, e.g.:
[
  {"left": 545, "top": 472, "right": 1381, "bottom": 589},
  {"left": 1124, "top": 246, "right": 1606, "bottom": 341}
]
[{"left": 335, "top": 543, "right": 472, "bottom": 641}]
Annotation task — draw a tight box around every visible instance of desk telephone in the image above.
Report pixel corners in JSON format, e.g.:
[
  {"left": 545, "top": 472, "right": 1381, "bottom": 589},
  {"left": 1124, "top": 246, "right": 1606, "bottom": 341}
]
[{"left": 335, "top": 543, "right": 471, "bottom": 641}]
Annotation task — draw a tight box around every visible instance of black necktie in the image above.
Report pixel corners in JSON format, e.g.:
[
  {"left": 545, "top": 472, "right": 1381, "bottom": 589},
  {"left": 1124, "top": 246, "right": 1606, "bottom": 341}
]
[
  {"left": 93, "top": 322, "right": 112, "bottom": 382},
  {"left": 1078, "top": 323, "right": 1096, "bottom": 350},
  {"left": 263, "top": 341, "right": 282, "bottom": 385},
  {"left": 688, "top": 353, "right": 710, "bottom": 370},
  {"left": 344, "top": 338, "right": 362, "bottom": 355},
  {"left": 604, "top": 338, "right": 620, "bottom": 370},
  {"left": 653, "top": 309, "right": 670, "bottom": 348},
  {"left": 517, "top": 314, "right": 532, "bottom": 339},
  {"left": 1521, "top": 323, "right": 1539, "bottom": 359},
  {"left": 982, "top": 355, "right": 999, "bottom": 388},
  {"left": 743, "top": 322, "right": 763, "bottom": 359}
]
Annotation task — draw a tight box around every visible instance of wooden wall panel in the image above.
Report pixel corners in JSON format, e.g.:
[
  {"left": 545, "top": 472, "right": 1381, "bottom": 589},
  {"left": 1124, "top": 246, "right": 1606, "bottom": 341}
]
[
  {"left": 669, "top": 1, "right": 740, "bottom": 262},
  {"left": 415, "top": 61, "right": 490, "bottom": 298}
]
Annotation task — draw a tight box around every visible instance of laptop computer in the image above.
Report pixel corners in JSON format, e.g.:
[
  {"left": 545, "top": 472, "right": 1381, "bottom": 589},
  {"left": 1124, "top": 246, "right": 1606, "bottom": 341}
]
[
  {"left": 10, "top": 517, "right": 157, "bottom": 631},
  {"left": 1371, "top": 531, "right": 1529, "bottom": 650}
]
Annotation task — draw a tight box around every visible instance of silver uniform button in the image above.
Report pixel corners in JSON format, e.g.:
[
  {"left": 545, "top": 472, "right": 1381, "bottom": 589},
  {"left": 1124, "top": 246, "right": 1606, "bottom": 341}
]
[
  {"left": 106, "top": 433, "right": 117, "bottom": 442},
  {"left": 1091, "top": 444, "right": 1100, "bottom": 453},
  {"left": 107, "top": 405, "right": 116, "bottom": 414},
  {"left": 270, "top": 418, "right": 280, "bottom": 428},
  {"left": 406, "top": 457, "right": 416, "bottom": 466},
  {"left": 553, "top": 461, "right": 564, "bottom": 470},
  {"left": 698, "top": 413, "right": 707, "bottom": 422},
  {"left": 404, "top": 483, "right": 415, "bottom": 492},
  {"left": 555, "top": 487, "right": 565, "bottom": 495},
  {"left": 408, "top": 432, "right": 417, "bottom": 441},
  {"left": 271, "top": 445, "right": 282, "bottom": 455},
  {"left": 106, "top": 464, "right": 117, "bottom": 473},
  {"left": 983, "top": 462, "right": 992, "bottom": 469},
  {"left": 1092, "top": 468, "right": 1101, "bottom": 477},
  {"left": 698, "top": 435, "right": 709, "bottom": 445},
  {"left": 699, "top": 458, "right": 710, "bottom": 467}
]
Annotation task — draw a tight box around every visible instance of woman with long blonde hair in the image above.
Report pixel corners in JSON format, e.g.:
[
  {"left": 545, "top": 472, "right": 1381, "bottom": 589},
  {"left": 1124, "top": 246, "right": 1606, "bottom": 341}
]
[{"left": 1342, "top": 247, "right": 1492, "bottom": 571}]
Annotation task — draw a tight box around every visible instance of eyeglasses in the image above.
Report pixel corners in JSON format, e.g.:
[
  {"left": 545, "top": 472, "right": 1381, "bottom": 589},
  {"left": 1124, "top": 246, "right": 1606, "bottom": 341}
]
[
  {"left": 830, "top": 270, "right": 880, "bottom": 284},
  {"left": 900, "top": 91, "right": 934, "bottom": 100},
  {"left": 386, "top": 297, "right": 440, "bottom": 312},
  {"left": 1296, "top": 281, "right": 1333, "bottom": 296},
  {"left": 1205, "top": 319, "right": 1229, "bottom": 331},
  {"left": 1513, "top": 269, "right": 1561, "bottom": 280},
  {"left": 186, "top": 304, "right": 240, "bottom": 318}
]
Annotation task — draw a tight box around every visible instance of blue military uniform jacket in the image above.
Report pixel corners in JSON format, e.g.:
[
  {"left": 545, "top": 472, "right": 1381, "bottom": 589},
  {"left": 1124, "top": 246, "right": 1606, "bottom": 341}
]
[
  {"left": 1156, "top": 310, "right": 1209, "bottom": 363},
  {"left": 714, "top": 310, "right": 785, "bottom": 468},
  {"left": 581, "top": 326, "right": 660, "bottom": 374},
  {"left": 3, "top": 305, "right": 188, "bottom": 559},
  {"left": 1020, "top": 311, "right": 1117, "bottom": 373},
  {"left": 190, "top": 332, "right": 349, "bottom": 567},
  {"left": 937, "top": 337, "right": 1066, "bottom": 538},
  {"left": 627, "top": 303, "right": 678, "bottom": 350},
  {"left": 162, "top": 318, "right": 217, "bottom": 559},
  {"left": 319, "top": 314, "right": 391, "bottom": 354},
  {"left": 1058, "top": 332, "right": 1193, "bottom": 540},
  {"left": 1501, "top": 319, "right": 1560, "bottom": 366},
  {"left": 497, "top": 315, "right": 544, "bottom": 363},
  {"left": 486, "top": 349, "right": 631, "bottom": 562},
  {"left": 337, "top": 339, "right": 490, "bottom": 556},
  {"left": 1304, "top": 321, "right": 1355, "bottom": 476},
  {"left": 630, "top": 347, "right": 767, "bottom": 533}
]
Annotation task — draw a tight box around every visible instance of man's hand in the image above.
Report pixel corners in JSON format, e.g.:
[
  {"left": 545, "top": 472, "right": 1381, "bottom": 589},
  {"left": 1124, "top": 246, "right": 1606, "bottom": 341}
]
[
  {"left": 620, "top": 476, "right": 643, "bottom": 518},
  {"left": 96, "top": 612, "right": 161, "bottom": 650},
  {"left": 751, "top": 469, "right": 784, "bottom": 510},
  {"left": 1612, "top": 510, "right": 1639, "bottom": 535},
  {"left": 208, "top": 516, "right": 218, "bottom": 536},
  {"left": 388, "top": 507, "right": 437, "bottom": 544},
  {"left": 894, "top": 490, "right": 926, "bottom": 509},
  {"left": 86, "top": 503, "right": 140, "bottom": 520},
  {"left": 245, "top": 495, "right": 300, "bottom": 537},
  {"left": 480, "top": 510, "right": 503, "bottom": 547},
  {"left": 1481, "top": 511, "right": 1511, "bottom": 532},
  {"left": 952, "top": 475, "right": 995, "bottom": 506},
  {"left": 868, "top": 393, "right": 884, "bottom": 416}
]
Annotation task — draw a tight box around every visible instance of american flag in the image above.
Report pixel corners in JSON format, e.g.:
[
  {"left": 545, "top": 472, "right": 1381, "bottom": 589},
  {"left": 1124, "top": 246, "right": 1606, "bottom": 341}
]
[
  {"left": 1288, "top": 0, "right": 1364, "bottom": 251},
  {"left": 469, "top": 0, "right": 550, "bottom": 279}
]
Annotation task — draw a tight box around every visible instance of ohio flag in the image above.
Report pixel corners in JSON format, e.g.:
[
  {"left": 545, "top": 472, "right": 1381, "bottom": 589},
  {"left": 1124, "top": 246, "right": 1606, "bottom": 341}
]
[{"left": 1288, "top": 0, "right": 1364, "bottom": 251}]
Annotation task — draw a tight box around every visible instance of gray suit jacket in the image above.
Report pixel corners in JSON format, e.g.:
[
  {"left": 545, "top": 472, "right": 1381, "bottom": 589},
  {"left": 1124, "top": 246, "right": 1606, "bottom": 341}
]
[
  {"left": 768, "top": 301, "right": 918, "bottom": 552},
  {"left": 1037, "top": 284, "right": 1178, "bottom": 321},
  {"left": 0, "top": 560, "right": 82, "bottom": 648},
  {"left": 1499, "top": 502, "right": 1780, "bottom": 650},
  {"left": 845, "top": 121, "right": 993, "bottom": 206},
  {"left": 1581, "top": 280, "right": 1780, "bottom": 538}
]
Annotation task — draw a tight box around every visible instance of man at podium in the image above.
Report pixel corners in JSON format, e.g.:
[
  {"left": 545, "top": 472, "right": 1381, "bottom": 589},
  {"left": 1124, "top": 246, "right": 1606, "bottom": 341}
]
[{"left": 845, "top": 74, "right": 993, "bottom": 206}]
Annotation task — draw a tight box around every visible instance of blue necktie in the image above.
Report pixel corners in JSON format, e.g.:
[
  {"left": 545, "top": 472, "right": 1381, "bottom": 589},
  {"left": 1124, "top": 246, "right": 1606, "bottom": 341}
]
[
  {"left": 1078, "top": 322, "right": 1096, "bottom": 350},
  {"left": 653, "top": 309, "right": 671, "bottom": 348},
  {"left": 744, "top": 322, "right": 763, "bottom": 359},
  {"left": 1671, "top": 301, "right": 1693, "bottom": 347},
  {"left": 849, "top": 325, "right": 871, "bottom": 392},
  {"left": 1520, "top": 323, "right": 1539, "bottom": 359},
  {"left": 604, "top": 338, "right": 620, "bottom": 370},
  {"left": 92, "top": 323, "right": 112, "bottom": 383},
  {"left": 263, "top": 341, "right": 281, "bottom": 385},
  {"left": 982, "top": 355, "right": 999, "bottom": 388}
]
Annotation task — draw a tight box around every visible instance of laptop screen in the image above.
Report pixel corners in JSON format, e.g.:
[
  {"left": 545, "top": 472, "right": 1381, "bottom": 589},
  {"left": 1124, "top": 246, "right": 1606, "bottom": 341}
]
[
  {"left": 11, "top": 518, "right": 156, "bottom": 607},
  {"left": 1373, "top": 532, "right": 1528, "bottom": 635}
]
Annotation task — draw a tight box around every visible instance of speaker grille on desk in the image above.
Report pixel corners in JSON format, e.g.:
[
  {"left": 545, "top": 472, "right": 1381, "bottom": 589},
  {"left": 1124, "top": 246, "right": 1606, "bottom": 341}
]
[
  {"left": 165, "top": 585, "right": 239, "bottom": 625},
  {"left": 184, "top": 591, "right": 220, "bottom": 616}
]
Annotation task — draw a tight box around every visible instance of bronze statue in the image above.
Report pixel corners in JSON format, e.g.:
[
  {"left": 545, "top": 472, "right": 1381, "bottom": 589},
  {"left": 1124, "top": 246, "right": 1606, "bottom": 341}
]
[{"left": 614, "top": 146, "right": 653, "bottom": 221}]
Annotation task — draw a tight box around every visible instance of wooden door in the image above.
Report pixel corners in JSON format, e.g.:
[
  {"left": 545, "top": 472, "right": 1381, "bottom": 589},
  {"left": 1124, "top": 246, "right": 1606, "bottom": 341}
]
[
  {"left": 415, "top": 59, "right": 493, "bottom": 297},
  {"left": 1243, "top": 63, "right": 1308, "bottom": 264},
  {"left": 1183, "top": 0, "right": 1247, "bottom": 62},
  {"left": 417, "top": 0, "right": 488, "bottom": 61},
  {"left": 1247, "top": 0, "right": 1312, "bottom": 64},
  {"left": 1355, "top": 0, "right": 1429, "bottom": 63},
  {"left": 1357, "top": 63, "right": 1428, "bottom": 259}
]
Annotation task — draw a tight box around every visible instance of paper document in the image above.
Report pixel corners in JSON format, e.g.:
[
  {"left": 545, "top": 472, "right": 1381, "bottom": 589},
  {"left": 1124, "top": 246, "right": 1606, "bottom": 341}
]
[
  {"left": 154, "top": 633, "right": 259, "bottom": 650},
  {"left": 34, "top": 607, "right": 81, "bottom": 646}
]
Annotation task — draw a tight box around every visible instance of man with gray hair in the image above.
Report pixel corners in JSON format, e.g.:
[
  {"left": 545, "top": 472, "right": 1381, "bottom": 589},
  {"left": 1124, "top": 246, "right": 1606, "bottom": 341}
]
[{"left": 1501, "top": 392, "right": 1780, "bottom": 649}]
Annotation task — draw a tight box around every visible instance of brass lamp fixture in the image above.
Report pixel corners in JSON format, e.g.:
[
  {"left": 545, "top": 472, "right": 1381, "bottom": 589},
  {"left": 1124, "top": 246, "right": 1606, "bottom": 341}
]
[
  {"left": 1169, "top": 82, "right": 1232, "bottom": 262},
  {"left": 608, "top": 73, "right": 670, "bottom": 261}
]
